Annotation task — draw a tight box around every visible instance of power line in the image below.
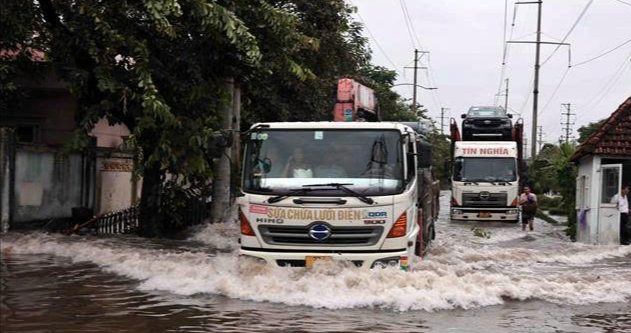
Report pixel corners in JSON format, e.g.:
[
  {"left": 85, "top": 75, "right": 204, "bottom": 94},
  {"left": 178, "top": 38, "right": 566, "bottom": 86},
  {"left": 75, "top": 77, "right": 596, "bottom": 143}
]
[
  {"left": 401, "top": 0, "right": 424, "bottom": 49},
  {"left": 398, "top": 0, "right": 418, "bottom": 49},
  {"left": 573, "top": 38, "right": 631, "bottom": 67},
  {"left": 612, "top": 0, "right": 631, "bottom": 6},
  {"left": 495, "top": 2, "right": 520, "bottom": 104},
  {"left": 538, "top": 66, "right": 571, "bottom": 117},
  {"left": 575, "top": 53, "right": 631, "bottom": 122},
  {"left": 399, "top": 0, "right": 444, "bottom": 112},
  {"left": 540, "top": 0, "right": 594, "bottom": 67},
  {"left": 351, "top": 3, "right": 405, "bottom": 78}
]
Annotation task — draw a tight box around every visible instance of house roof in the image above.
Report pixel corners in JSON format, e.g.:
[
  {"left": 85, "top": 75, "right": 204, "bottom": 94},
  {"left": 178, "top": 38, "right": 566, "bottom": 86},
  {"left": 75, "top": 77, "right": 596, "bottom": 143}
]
[{"left": 571, "top": 96, "right": 631, "bottom": 161}]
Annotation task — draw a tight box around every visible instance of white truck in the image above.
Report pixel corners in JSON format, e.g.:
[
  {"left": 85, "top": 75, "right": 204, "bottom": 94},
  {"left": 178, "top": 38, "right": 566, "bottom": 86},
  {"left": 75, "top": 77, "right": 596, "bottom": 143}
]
[
  {"left": 449, "top": 141, "right": 521, "bottom": 222},
  {"left": 237, "top": 121, "right": 438, "bottom": 269}
]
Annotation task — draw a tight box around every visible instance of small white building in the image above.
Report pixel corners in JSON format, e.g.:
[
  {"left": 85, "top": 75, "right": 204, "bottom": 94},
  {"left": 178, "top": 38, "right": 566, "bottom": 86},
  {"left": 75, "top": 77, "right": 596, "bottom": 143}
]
[{"left": 571, "top": 96, "right": 631, "bottom": 245}]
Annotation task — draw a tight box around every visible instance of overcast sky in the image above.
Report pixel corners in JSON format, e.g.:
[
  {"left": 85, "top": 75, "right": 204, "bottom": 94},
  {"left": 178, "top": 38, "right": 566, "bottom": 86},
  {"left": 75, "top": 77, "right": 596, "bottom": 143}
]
[{"left": 350, "top": 0, "right": 631, "bottom": 153}]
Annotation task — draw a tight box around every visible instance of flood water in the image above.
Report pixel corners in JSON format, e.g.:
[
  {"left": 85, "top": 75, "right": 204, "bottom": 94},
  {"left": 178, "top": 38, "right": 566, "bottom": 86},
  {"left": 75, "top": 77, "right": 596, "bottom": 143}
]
[{"left": 1, "top": 192, "right": 630, "bottom": 332}]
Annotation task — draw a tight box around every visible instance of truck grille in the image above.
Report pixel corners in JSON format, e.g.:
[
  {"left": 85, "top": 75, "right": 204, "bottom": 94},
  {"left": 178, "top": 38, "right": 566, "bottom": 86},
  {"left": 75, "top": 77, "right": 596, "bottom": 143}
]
[
  {"left": 462, "top": 192, "right": 508, "bottom": 207},
  {"left": 471, "top": 119, "right": 504, "bottom": 128},
  {"left": 259, "top": 225, "right": 383, "bottom": 247}
]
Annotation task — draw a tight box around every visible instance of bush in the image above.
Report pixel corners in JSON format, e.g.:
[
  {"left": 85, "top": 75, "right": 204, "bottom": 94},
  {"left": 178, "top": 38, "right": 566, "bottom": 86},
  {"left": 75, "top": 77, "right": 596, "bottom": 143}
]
[
  {"left": 548, "top": 207, "right": 568, "bottom": 216},
  {"left": 538, "top": 196, "right": 563, "bottom": 209},
  {"left": 535, "top": 210, "right": 558, "bottom": 224}
]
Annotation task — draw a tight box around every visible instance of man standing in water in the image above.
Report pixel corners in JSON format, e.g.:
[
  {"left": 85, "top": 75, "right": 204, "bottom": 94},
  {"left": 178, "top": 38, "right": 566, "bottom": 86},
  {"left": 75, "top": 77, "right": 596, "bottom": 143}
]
[
  {"left": 611, "top": 185, "right": 630, "bottom": 245},
  {"left": 519, "top": 186, "right": 537, "bottom": 231}
]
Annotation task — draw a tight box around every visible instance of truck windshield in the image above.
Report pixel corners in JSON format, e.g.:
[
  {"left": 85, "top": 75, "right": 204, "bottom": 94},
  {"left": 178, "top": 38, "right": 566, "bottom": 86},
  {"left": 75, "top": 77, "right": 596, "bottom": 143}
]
[
  {"left": 453, "top": 157, "right": 517, "bottom": 182},
  {"left": 243, "top": 129, "right": 404, "bottom": 196}
]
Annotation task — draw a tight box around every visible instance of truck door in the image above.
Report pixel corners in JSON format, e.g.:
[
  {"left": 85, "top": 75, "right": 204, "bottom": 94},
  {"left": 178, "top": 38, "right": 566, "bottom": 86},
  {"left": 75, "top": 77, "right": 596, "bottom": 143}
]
[{"left": 598, "top": 164, "right": 622, "bottom": 245}]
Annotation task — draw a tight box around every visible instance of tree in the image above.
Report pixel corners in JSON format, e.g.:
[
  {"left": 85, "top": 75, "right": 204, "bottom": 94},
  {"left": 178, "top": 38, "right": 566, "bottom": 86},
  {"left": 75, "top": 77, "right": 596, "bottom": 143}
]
[
  {"left": 242, "top": 0, "right": 372, "bottom": 125},
  {"left": 3, "top": 0, "right": 379, "bottom": 236},
  {"left": 527, "top": 143, "right": 561, "bottom": 194},
  {"left": 3, "top": 0, "right": 323, "bottom": 236},
  {"left": 577, "top": 119, "right": 605, "bottom": 144},
  {"left": 358, "top": 65, "right": 420, "bottom": 122},
  {"left": 551, "top": 143, "right": 578, "bottom": 240}
]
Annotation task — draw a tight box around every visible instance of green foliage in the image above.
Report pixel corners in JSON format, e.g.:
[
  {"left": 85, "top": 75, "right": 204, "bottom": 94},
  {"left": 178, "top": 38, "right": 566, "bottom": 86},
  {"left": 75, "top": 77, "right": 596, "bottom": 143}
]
[
  {"left": 159, "top": 180, "right": 209, "bottom": 230},
  {"left": 547, "top": 207, "right": 567, "bottom": 216},
  {"left": 577, "top": 119, "right": 605, "bottom": 144},
  {"left": 535, "top": 210, "right": 559, "bottom": 224},
  {"left": 242, "top": 0, "right": 370, "bottom": 124},
  {"left": 527, "top": 143, "right": 561, "bottom": 194},
  {"left": 527, "top": 142, "right": 577, "bottom": 237},
  {"left": 0, "top": 0, "right": 49, "bottom": 113},
  {"left": 429, "top": 132, "right": 451, "bottom": 187},
  {"left": 471, "top": 227, "right": 492, "bottom": 239},
  {"left": 538, "top": 196, "right": 563, "bottom": 210}
]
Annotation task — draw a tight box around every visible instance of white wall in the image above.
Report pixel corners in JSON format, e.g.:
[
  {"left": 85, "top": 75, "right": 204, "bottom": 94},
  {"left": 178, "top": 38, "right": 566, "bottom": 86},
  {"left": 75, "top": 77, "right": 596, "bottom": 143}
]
[{"left": 14, "top": 150, "right": 83, "bottom": 222}]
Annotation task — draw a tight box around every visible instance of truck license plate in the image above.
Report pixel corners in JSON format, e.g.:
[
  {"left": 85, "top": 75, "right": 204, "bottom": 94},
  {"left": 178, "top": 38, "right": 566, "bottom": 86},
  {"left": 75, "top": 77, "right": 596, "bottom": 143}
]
[
  {"left": 305, "top": 256, "right": 332, "bottom": 269},
  {"left": 478, "top": 212, "right": 491, "bottom": 218}
]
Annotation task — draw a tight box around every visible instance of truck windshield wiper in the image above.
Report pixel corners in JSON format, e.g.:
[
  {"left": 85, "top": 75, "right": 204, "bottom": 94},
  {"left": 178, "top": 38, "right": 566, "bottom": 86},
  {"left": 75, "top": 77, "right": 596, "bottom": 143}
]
[
  {"left": 267, "top": 187, "right": 316, "bottom": 204},
  {"left": 302, "top": 183, "right": 375, "bottom": 205}
]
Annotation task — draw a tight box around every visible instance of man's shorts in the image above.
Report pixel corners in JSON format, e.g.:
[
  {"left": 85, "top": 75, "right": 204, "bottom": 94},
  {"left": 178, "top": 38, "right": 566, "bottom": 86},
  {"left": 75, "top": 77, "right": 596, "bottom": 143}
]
[{"left": 522, "top": 214, "right": 533, "bottom": 224}]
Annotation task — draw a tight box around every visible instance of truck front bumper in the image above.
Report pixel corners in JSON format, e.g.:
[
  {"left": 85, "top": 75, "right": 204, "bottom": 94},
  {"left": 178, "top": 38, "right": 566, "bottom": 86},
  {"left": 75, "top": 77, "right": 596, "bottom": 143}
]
[
  {"left": 240, "top": 247, "right": 407, "bottom": 269},
  {"left": 450, "top": 207, "right": 519, "bottom": 222}
]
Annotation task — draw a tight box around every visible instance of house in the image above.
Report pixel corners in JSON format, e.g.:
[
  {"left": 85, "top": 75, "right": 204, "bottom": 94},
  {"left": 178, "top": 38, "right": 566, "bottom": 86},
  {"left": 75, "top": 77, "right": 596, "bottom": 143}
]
[
  {"left": 571, "top": 96, "right": 631, "bottom": 245},
  {"left": 0, "top": 51, "right": 138, "bottom": 232}
]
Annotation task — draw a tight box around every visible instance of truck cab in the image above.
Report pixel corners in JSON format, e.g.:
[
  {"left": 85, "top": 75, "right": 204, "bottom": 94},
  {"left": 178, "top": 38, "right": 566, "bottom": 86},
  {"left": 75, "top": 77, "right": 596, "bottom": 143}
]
[
  {"left": 238, "top": 122, "right": 435, "bottom": 269},
  {"left": 449, "top": 141, "right": 520, "bottom": 222}
]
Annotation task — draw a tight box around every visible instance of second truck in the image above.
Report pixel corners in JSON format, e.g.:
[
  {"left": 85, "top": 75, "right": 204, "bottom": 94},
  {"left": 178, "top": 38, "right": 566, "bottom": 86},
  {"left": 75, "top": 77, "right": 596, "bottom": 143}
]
[{"left": 449, "top": 106, "right": 525, "bottom": 222}]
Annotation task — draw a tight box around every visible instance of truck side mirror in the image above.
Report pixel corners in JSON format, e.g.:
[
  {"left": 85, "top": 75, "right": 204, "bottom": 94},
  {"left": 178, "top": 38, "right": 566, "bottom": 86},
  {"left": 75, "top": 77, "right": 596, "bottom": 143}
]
[
  {"left": 508, "top": 114, "right": 513, "bottom": 119},
  {"left": 461, "top": 114, "right": 467, "bottom": 119}
]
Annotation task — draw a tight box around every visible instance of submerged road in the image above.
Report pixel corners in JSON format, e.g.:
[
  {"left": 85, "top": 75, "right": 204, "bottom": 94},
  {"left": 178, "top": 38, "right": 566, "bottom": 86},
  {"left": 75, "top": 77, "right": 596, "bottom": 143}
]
[{"left": 1, "top": 192, "right": 630, "bottom": 332}]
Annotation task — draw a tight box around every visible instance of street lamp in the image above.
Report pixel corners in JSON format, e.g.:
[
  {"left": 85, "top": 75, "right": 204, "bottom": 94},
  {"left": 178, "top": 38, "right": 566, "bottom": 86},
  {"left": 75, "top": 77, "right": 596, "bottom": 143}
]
[{"left": 392, "top": 83, "right": 437, "bottom": 90}]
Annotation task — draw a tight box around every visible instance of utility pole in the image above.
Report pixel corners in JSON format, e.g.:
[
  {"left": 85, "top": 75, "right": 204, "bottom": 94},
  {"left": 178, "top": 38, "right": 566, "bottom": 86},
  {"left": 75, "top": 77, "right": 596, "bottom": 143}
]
[
  {"left": 495, "top": 78, "right": 510, "bottom": 112},
  {"left": 211, "top": 78, "right": 234, "bottom": 223},
  {"left": 507, "top": 1, "right": 570, "bottom": 160},
  {"left": 440, "top": 108, "right": 449, "bottom": 135},
  {"left": 532, "top": 0, "right": 543, "bottom": 160},
  {"left": 561, "top": 103, "right": 575, "bottom": 144},
  {"left": 537, "top": 125, "right": 545, "bottom": 153},
  {"left": 523, "top": 138, "right": 529, "bottom": 159},
  {"left": 412, "top": 49, "right": 419, "bottom": 114},
  {"left": 405, "top": 49, "right": 429, "bottom": 114}
]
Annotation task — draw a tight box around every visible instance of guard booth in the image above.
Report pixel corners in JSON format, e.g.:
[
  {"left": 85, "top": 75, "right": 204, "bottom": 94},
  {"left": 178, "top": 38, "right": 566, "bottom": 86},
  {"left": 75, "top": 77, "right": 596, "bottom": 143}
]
[{"left": 571, "top": 97, "right": 631, "bottom": 245}]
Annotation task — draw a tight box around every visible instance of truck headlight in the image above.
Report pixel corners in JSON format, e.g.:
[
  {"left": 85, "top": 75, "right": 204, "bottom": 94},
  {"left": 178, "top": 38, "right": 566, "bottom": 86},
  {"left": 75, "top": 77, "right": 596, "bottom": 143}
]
[
  {"left": 452, "top": 209, "right": 463, "bottom": 214},
  {"left": 508, "top": 209, "right": 518, "bottom": 215}
]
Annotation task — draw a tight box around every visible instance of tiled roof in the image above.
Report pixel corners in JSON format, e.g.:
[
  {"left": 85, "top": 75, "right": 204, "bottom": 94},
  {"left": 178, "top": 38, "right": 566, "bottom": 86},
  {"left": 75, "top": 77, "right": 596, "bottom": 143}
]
[{"left": 571, "top": 96, "right": 631, "bottom": 161}]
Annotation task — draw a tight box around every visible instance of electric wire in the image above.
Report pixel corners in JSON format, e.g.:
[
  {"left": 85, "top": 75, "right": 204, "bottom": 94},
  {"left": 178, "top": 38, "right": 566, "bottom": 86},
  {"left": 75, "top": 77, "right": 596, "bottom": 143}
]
[
  {"left": 400, "top": 0, "right": 444, "bottom": 114},
  {"left": 574, "top": 53, "right": 631, "bottom": 122},
  {"left": 573, "top": 38, "right": 631, "bottom": 67},
  {"left": 612, "top": 0, "right": 631, "bottom": 6},
  {"left": 538, "top": 66, "right": 571, "bottom": 117},
  {"left": 399, "top": 0, "right": 418, "bottom": 49},
  {"left": 495, "top": 2, "right": 519, "bottom": 105},
  {"left": 540, "top": 0, "right": 594, "bottom": 67},
  {"left": 400, "top": 0, "right": 424, "bottom": 49}
]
